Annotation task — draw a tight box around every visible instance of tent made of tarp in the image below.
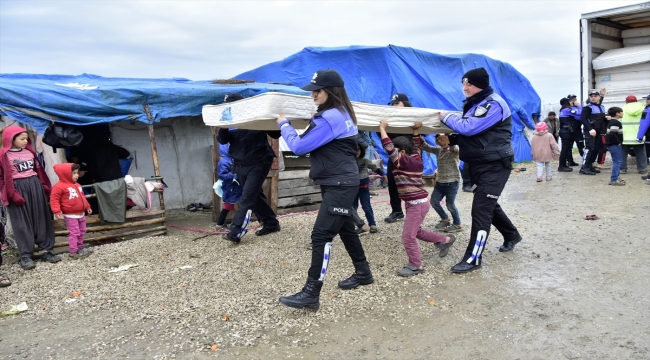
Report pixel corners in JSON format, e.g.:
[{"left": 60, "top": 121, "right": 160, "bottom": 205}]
[
  {"left": 236, "top": 45, "right": 541, "bottom": 163},
  {"left": 0, "top": 74, "right": 308, "bottom": 210},
  {"left": 0, "top": 74, "right": 308, "bottom": 134}
]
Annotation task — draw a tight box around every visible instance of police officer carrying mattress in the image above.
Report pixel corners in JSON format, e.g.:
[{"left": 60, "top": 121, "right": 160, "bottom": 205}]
[
  {"left": 440, "top": 67, "right": 521, "bottom": 273},
  {"left": 217, "top": 93, "right": 282, "bottom": 243},
  {"left": 276, "top": 69, "right": 373, "bottom": 309}
]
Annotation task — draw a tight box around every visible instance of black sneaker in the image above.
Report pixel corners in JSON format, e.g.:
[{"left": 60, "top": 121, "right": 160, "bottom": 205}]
[
  {"left": 196, "top": 203, "right": 204, "bottom": 211},
  {"left": 40, "top": 251, "right": 61, "bottom": 263},
  {"left": 589, "top": 167, "right": 601, "bottom": 173},
  {"left": 462, "top": 185, "right": 473, "bottom": 192},
  {"left": 568, "top": 162, "right": 580, "bottom": 167},
  {"left": 384, "top": 212, "right": 404, "bottom": 223},
  {"left": 20, "top": 258, "right": 36, "bottom": 270},
  {"left": 641, "top": 174, "right": 650, "bottom": 180},
  {"left": 185, "top": 203, "right": 197, "bottom": 212},
  {"left": 306, "top": 242, "right": 313, "bottom": 250},
  {"left": 557, "top": 166, "right": 573, "bottom": 172},
  {"left": 356, "top": 227, "right": 368, "bottom": 236}
]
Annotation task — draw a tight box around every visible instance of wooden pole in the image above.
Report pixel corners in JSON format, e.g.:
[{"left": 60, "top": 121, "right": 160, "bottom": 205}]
[
  {"left": 144, "top": 105, "right": 165, "bottom": 212},
  {"left": 270, "top": 137, "right": 280, "bottom": 212}
]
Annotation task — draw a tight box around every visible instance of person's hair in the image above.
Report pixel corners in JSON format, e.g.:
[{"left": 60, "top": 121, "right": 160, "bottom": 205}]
[
  {"left": 71, "top": 163, "right": 81, "bottom": 172},
  {"left": 12, "top": 132, "right": 28, "bottom": 142},
  {"left": 561, "top": 102, "right": 571, "bottom": 109},
  {"left": 392, "top": 136, "right": 415, "bottom": 155},
  {"left": 607, "top": 107, "right": 623, "bottom": 117},
  {"left": 401, "top": 100, "right": 413, "bottom": 107},
  {"left": 357, "top": 144, "right": 366, "bottom": 159},
  {"left": 548, "top": 111, "right": 556, "bottom": 116},
  {"left": 318, "top": 87, "right": 357, "bottom": 124}
]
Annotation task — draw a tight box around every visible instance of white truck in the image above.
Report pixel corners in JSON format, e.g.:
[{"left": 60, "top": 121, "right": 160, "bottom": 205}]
[{"left": 580, "top": 2, "right": 650, "bottom": 107}]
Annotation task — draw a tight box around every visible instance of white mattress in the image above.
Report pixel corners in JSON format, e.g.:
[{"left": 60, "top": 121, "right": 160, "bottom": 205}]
[
  {"left": 623, "top": 36, "right": 650, "bottom": 46},
  {"left": 592, "top": 45, "right": 650, "bottom": 70},
  {"left": 621, "top": 26, "right": 650, "bottom": 39},
  {"left": 202, "top": 92, "right": 453, "bottom": 134}
]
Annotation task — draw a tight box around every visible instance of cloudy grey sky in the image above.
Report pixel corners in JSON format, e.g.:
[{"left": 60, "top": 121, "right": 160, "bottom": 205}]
[{"left": 0, "top": 0, "right": 642, "bottom": 102}]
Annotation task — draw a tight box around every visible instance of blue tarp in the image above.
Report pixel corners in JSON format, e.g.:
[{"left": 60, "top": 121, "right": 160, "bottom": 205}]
[
  {"left": 0, "top": 73, "right": 307, "bottom": 134},
  {"left": 236, "top": 45, "right": 540, "bottom": 163}
]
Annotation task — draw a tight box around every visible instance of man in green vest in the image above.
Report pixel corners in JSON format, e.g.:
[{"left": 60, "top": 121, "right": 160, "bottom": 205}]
[{"left": 620, "top": 95, "right": 648, "bottom": 174}]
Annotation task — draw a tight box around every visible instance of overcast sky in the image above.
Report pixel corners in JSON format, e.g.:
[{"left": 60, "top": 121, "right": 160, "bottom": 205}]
[{"left": 0, "top": 0, "right": 642, "bottom": 103}]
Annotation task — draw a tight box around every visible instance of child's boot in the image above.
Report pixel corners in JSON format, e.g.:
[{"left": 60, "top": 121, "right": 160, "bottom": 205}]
[{"left": 338, "top": 260, "right": 374, "bottom": 289}]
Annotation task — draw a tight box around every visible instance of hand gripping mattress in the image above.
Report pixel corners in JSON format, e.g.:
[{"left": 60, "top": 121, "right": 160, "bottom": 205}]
[{"left": 202, "top": 93, "right": 453, "bottom": 134}]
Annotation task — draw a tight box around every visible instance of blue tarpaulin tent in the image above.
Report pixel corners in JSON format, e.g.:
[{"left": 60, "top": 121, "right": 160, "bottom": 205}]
[
  {"left": 236, "top": 45, "right": 541, "bottom": 164},
  {"left": 0, "top": 74, "right": 307, "bottom": 134}
]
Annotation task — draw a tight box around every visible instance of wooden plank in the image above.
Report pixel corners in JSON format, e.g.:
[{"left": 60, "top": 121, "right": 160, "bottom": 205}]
[
  {"left": 283, "top": 156, "right": 311, "bottom": 168},
  {"left": 276, "top": 203, "right": 321, "bottom": 215},
  {"left": 278, "top": 169, "right": 310, "bottom": 180},
  {"left": 278, "top": 185, "right": 321, "bottom": 198},
  {"left": 278, "top": 178, "right": 315, "bottom": 190},
  {"left": 55, "top": 217, "right": 165, "bottom": 236},
  {"left": 144, "top": 109, "right": 165, "bottom": 211},
  {"left": 53, "top": 207, "right": 165, "bottom": 229},
  {"left": 53, "top": 227, "right": 167, "bottom": 248},
  {"left": 277, "top": 193, "right": 322, "bottom": 208}
]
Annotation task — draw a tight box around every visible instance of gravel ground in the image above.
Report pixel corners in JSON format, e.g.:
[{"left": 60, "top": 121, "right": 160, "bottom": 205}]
[{"left": 0, "top": 158, "right": 649, "bottom": 359}]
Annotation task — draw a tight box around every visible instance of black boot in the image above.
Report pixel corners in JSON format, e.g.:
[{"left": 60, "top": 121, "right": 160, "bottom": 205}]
[
  {"left": 557, "top": 166, "right": 573, "bottom": 172},
  {"left": 338, "top": 260, "right": 374, "bottom": 289},
  {"left": 279, "top": 278, "right": 322, "bottom": 309},
  {"left": 579, "top": 167, "right": 596, "bottom": 175}
]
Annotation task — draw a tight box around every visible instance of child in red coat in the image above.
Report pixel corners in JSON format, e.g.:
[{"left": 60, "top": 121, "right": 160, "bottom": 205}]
[{"left": 50, "top": 163, "right": 93, "bottom": 259}]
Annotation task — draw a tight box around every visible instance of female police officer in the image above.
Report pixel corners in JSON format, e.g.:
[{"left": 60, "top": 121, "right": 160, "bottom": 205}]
[{"left": 275, "top": 69, "right": 373, "bottom": 309}]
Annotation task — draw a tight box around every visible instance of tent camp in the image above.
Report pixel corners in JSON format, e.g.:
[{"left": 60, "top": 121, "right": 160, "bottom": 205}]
[
  {"left": 236, "top": 45, "right": 542, "bottom": 164},
  {"left": 0, "top": 74, "right": 307, "bottom": 211}
]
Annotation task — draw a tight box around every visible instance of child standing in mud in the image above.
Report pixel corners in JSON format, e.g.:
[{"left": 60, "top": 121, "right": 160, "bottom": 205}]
[
  {"left": 379, "top": 120, "right": 455, "bottom": 277},
  {"left": 531, "top": 122, "right": 560, "bottom": 182}
]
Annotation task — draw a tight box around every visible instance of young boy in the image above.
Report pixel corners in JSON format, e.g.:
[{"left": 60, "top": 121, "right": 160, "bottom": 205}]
[
  {"left": 421, "top": 134, "right": 463, "bottom": 232},
  {"left": 379, "top": 120, "right": 455, "bottom": 277},
  {"left": 606, "top": 107, "right": 625, "bottom": 186},
  {"left": 50, "top": 163, "right": 93, "bottom": 259}
]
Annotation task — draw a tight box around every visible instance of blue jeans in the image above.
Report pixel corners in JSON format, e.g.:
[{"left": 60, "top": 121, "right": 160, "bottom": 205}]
[
  {"left": 607, "top": 144, "right": 622, "bottom": 182},
  {"left": 353, "top": 187, "right": 376, "bottom": 226},
  {"left": 430, "top": 181, "right": 461, "bottom": 225}
]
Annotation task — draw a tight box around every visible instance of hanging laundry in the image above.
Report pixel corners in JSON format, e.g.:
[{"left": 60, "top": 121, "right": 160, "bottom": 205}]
[{"left": 92, "top": 178, "right": 126, "bottom": 222}]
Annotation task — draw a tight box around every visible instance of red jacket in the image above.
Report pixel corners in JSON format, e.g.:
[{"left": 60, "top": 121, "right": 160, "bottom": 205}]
[
  {"left": 50, "top": 163, "right": 91, "bottom": 216},
  {"left": 0, "top": 126, "right": 51, "bottom": 206}
]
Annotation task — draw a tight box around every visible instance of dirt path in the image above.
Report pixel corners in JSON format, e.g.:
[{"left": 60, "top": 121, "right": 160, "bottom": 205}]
[{"left": 1, "top": 161, "right": 649, "bottom": 359}]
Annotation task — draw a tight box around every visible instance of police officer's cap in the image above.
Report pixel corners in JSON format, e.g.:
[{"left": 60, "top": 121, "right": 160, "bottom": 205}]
[
  {"left": 461, "top": 67, "right": 490, "bottom": 89},
  {"left": 643, "top": 94, "right": 650, "bottom": 99},
  {"left": 301, "top": 69, "right": 345, "bottom": 91},
  {"left": 224, "top": 93, "right": 245, "bottom": 103},
  {"left": 389, "top": 93, "right": 410, "bottom": 105},
  {"left": 566, "top": 94, "right": 577, "bottom": 99},
  {"left": 588, "top": 89, "right": 600, "bottom": 96}
]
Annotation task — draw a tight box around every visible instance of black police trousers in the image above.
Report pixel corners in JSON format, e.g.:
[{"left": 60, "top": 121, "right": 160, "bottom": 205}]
[
  {"left": 308, "top": 185, "right": 367, "bottom": 281},
  {"left": 582, "top": 132, "right": 597, "bottom": 167},
  {"left": 386, "top": 161, "right": 403, "bottom": 214},
  {"left": 559, "top": 131, "right": 574, "bottom": 167},
  {"left": 462, "top": 158, "right": 519, "bottom": 266},
  {"left": 573, "top": 130, "right": 584, "bottom": 157},
  {"left": 228, "top": 161, "right": 279, "bottom": 237}
]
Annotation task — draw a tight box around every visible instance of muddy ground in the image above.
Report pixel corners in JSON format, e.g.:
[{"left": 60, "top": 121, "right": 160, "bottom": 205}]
[{"left": 0, "top": 158, "right": 649, "bottom": 359}]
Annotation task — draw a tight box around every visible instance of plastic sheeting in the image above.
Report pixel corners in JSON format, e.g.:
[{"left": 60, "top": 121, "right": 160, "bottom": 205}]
[
  {"left": 0, "top": 74, "right": 308, "bottom": 134},
  {"left": 236, "top": 45, "right": 540, "bottom": 162}
]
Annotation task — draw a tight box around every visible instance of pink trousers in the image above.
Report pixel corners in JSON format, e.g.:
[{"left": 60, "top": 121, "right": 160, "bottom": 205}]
[
  {"left": 65, "top": 217, "right": 86, "bottom": 254},
  {"left": 402, "top": 201, "right": 447, "bottom": 267}
]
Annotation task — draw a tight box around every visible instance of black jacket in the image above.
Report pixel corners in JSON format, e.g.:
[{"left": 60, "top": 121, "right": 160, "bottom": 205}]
[{"left": 217, "top": 129, "right": 280, "bottom": 167}]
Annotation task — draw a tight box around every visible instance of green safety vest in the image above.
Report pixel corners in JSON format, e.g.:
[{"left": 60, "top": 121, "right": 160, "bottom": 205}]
[{"left": 622, "top": 102, "right": 646, "bottom": 145}]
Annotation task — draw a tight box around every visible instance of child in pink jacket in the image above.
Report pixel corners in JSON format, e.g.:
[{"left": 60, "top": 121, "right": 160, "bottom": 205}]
[{"left": 531, "top": 122, "right": 560, "bottom": 182}]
